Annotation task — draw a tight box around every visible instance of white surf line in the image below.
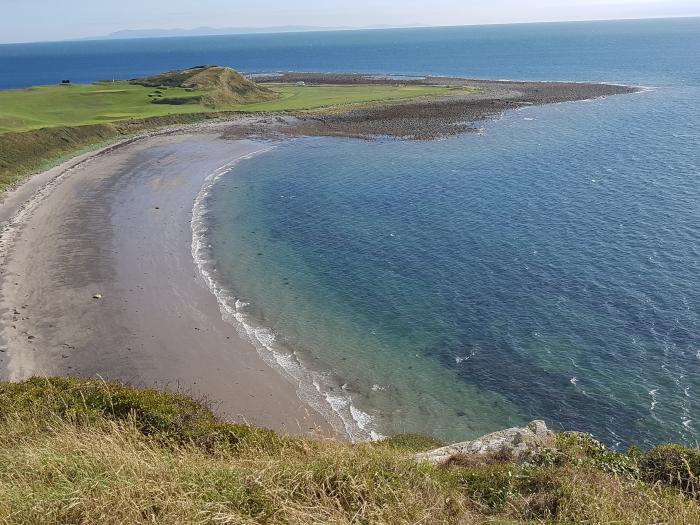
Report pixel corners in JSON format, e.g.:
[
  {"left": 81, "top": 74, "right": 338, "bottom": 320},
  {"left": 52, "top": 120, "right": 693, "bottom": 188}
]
[{"left": 190, "top": 144, "right": 384, "bottom": 442}]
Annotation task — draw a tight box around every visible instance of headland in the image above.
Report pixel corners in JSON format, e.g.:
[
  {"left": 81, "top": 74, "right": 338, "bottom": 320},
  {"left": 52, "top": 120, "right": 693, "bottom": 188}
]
[{"left": 0, "top": 69, "right": 637, "bottom": 438}]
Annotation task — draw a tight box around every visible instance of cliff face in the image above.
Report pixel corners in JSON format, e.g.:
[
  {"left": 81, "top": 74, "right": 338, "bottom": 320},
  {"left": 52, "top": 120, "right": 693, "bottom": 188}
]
[{"left": 0, "top": 377, "right": 698, "bottom": 524}]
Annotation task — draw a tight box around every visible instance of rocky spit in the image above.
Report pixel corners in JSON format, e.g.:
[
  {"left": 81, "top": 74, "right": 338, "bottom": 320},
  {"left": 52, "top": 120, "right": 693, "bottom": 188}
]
[{"left": 230, "top": 73, "right": 638, "bottom": 140}]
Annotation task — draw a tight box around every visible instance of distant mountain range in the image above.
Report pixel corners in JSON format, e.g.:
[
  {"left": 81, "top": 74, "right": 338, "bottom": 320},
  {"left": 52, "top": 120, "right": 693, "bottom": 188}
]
[{"left": 88, "top": 25, "right": 410, "bottom": 40}]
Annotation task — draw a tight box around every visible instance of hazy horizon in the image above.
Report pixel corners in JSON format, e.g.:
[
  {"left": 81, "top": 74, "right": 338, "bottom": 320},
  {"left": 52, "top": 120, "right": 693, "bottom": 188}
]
[{"left": 2, "top": 0, "right": 700, "bottom": 44}]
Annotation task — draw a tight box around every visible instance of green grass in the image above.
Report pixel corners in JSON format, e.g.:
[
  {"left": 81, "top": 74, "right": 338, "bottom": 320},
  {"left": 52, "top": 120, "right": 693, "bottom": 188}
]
[
  {"left": 239, "top": 83, "right": 468, "bottom": 112},
  {"left": 0, "top": 82, "right": 465, "bottom": 134},
  {"left": 0, "top": 83, "right": 212, "bottom": 133},
  {"left": 0, "top": 80, "right": 470, "bottom": 192},
  {"left": 0, "top": 378, "right": 698, "bottom": 524}
]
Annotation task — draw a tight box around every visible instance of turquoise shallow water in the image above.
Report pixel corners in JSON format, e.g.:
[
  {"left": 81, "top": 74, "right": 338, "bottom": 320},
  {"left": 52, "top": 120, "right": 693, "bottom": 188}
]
[
  {"left": 4, "top": 18, "right": 698, "bottom": 447},
  {"left": 198, "top": 19, "right": 700, "bottom": 447}
]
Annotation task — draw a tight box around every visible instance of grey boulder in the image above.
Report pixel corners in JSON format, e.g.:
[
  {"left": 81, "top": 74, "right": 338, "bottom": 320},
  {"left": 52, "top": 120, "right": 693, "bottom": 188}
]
[{"left": 415, "top": 420, "right": 554, "bottom": 465}]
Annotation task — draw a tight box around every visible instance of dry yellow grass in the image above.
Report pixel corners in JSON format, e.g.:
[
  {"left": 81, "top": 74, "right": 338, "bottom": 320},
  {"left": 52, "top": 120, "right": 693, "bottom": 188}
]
[
  {"left": 0, "top": 418, "right": 471, "bottom": 524},
  {"left": 0, "top": 378, "right": 698, "bottom": 524}
]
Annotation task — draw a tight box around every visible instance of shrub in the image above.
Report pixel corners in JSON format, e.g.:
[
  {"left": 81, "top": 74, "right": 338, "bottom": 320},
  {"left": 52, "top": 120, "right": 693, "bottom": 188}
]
[
  {"left": 638, "top": 444, "right": 700, "bottom": 496},
  {"left": 441, "top": 463, "right": 570, "bottom": 519},
  {"left": 550, "top": 431, "right": 639, "bottom": 477}
]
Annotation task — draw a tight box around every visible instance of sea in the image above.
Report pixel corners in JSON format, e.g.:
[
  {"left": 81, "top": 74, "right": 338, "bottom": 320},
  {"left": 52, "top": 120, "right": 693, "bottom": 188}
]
[{"left": 1, "top": 17, "right": 699, "bottom": 448}]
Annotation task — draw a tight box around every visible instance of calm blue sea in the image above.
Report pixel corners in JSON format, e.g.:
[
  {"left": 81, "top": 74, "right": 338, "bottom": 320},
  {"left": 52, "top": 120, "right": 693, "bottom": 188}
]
[{"left": 3, "top": 18, "right": 699, "bottom": 447}]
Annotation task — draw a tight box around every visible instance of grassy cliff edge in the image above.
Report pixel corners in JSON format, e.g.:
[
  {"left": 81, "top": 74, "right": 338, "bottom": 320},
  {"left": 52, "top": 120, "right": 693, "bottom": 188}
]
[
  {"left": 0, "top": 378, "right": 697, "bottom": 524},
  {"left": 0, "top": 112, "right": 237, "bottom": 192}
]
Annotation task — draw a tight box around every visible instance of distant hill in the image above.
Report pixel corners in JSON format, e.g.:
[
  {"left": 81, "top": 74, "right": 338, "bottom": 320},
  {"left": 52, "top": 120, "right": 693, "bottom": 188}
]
[{"left": 130, "top": 66, "right": 278, "bottom": 106}]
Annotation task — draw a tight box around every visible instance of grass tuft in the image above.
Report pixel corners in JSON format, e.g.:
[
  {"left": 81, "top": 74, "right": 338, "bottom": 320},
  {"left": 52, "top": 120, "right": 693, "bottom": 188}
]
[
  {"left": 375, "top": 433, "right": 445, "bottom": 452},
  {"left": 638, "top": 444, "right": 700, "bottom": 496},
  {"left": 0, "top": 377, "right": 285, "bottom": 453}
]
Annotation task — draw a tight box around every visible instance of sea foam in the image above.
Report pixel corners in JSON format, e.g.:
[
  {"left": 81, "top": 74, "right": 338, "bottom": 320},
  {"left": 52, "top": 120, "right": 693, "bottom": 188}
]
[{"left": 191, "top": 148, "right": 383, "bottom": 443}]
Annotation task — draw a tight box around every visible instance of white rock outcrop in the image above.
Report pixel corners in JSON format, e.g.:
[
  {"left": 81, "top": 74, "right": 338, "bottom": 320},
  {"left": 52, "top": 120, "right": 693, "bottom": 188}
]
[{"left": 415, "top": 420, "right": 554, "bottom": 465}]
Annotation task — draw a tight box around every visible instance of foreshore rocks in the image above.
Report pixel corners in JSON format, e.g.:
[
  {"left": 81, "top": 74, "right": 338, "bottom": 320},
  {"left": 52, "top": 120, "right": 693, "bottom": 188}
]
[
  {"left": 416, "top": 420, "right": 555, "bottom": 465},
  {"left": 224, "top": 74, "right": 639, "bottom": 141}
]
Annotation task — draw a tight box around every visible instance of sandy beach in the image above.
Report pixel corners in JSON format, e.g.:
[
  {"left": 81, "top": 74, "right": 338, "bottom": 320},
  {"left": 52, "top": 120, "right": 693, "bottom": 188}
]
[
  {"left": 0, "top": 77, "right": 636, "bottom": 439},
  {"left": 0, "top": 125, "right": 337, "bottom": 436}
]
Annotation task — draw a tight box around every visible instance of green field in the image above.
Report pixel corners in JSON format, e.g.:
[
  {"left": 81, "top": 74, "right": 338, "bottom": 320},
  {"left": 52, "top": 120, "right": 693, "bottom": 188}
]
[{"left": 0, "top": 82, "right": 465, "bottom": 134}]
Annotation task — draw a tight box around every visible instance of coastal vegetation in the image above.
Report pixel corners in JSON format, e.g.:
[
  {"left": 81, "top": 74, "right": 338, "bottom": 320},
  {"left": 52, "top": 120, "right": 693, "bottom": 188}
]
[
  {"left": 0, "top": 81, "right": 461, "bottom": 133},
  {"left": 0, "top": 377, "right": 698, "bottom": 524},
  {"left": 0, "top": 65, "right": 468, "bottom": 192}
]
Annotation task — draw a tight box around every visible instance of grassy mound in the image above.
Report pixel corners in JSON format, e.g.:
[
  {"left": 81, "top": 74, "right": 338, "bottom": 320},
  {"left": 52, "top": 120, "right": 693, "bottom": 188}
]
[
  {"left": 131, "top": 66, "right": 278, "bottom": 106},
  {"left": 0, "top": 378, "right": 698, "bottom": 524}
]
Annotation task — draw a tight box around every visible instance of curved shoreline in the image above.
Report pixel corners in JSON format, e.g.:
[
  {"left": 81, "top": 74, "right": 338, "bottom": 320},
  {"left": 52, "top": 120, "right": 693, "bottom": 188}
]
[
  {"left": 0, "top": 124, "right": 338, "bottom": 437},
  {"left": 190, "top": 150, "right": 384, "bottom": 441},
  {"left": 0, "top": 77, "right": 638, "bottom": 441}
]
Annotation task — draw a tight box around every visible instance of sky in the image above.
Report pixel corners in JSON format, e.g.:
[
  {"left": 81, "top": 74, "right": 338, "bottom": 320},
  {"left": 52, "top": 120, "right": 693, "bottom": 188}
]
[{"left": 1, "top": 0, "right": 699, "bottom": 44}]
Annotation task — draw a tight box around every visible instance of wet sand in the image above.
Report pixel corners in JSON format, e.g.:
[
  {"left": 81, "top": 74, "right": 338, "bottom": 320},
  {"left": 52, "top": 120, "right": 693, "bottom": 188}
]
[{"left": 0, "top": 127, "right": 334, "bottom": 436}]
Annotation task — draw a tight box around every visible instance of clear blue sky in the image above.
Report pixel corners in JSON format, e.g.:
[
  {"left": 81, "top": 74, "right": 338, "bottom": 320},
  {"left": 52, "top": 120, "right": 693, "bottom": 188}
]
[{"left": 2, "top": 0, "right": 699, "bottom": 43}]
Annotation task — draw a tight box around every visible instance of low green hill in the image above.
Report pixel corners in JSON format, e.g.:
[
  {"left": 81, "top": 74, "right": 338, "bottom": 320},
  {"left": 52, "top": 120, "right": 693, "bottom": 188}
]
[
  {"left": 0, "top": 377, "right": 698, "bottom": 524},
  {"left": 131, "top": 66, "right": 279, "bottom": 106}
]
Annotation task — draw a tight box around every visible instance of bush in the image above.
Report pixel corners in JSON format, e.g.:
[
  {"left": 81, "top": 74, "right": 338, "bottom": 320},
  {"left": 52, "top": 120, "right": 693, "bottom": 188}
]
[
  {"left": 638, "top": 444, "right": 700, "bottom": 496},
  {"left": 441, "top": 463, "right": 569, "bottom": 519},
  {"left": 549, "top": 431, "right": 639, "bottom": 477}
]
